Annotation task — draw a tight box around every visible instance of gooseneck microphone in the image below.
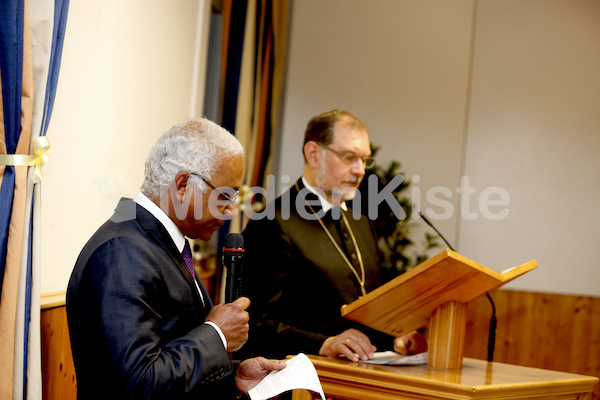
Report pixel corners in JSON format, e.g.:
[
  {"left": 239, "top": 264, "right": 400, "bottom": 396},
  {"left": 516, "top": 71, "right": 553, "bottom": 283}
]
[
  {"left": 419, "top": 212, "right": 454, "bottom": 251},
  {"left": 223, "top": 233, "right": 245, "bottom": 303},
  {"left": 419, "top": 212, "right": 497, "bottom": 362}
]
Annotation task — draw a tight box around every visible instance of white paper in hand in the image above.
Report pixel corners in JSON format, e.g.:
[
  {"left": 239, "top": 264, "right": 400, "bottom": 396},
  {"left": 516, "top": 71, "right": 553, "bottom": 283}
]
[{"left": 248, "top": 353, "right": 325, "bottom": 400}]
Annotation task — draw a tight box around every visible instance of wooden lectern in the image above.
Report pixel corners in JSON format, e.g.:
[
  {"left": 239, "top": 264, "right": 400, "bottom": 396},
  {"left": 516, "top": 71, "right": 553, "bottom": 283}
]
[
  {"left": 341, "top": 249, "right": 537, "bottom": 369},
  {"left": 292, "top": 355, "right": 598, "bottom": 400}
]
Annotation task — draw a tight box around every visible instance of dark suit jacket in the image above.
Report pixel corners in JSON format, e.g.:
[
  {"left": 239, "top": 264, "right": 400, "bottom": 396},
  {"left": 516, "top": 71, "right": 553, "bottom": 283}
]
[
  {"left": 66, "top": 198, "right": 235, "bottom": 399},
  {"left": 239, "top": 179, "right": 394, "bottom": 359}
]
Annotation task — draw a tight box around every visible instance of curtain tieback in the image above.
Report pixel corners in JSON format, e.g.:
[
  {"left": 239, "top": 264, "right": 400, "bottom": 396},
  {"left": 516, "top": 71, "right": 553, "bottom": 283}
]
[{"left": 0, "top": 136, "right": 50, "bottom": 183}]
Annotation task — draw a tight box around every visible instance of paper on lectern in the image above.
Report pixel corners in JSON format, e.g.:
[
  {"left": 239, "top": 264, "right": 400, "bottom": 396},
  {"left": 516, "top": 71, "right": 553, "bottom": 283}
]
[{"left": 359, "top": 351, "right": 428, "bottom": 365}]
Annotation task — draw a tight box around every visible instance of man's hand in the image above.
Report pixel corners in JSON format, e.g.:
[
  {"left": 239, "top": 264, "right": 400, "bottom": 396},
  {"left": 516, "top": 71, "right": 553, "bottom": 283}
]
[
  {"left": 393, "top": 330, "right": 428, "bottom": 355},
  {"left": 318, "top": 328, "right": 376, "bottom": 362},
  {"left": 205, "top": 297, "right": 250, "bottom": 352},
  {"left": 235, "top": 357, "right": 287, "bottom": 395}
]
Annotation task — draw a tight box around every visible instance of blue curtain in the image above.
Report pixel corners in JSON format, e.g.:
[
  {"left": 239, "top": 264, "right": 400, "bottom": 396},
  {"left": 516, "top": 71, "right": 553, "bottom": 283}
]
[
  {"left": 0, "top": 0, "right": 25, "bottom": 301},
  {"left": 40, "top": 0, "right": 69, "bottom": 138},
  {"left": 201, "top": 0, "right": 290, "bottom": 303},
  {"left": 0, "top": 0, "right": 69, "bottom": 398},
  {"left": 209, "top": 0, "right": 248, "bottom": 301}
]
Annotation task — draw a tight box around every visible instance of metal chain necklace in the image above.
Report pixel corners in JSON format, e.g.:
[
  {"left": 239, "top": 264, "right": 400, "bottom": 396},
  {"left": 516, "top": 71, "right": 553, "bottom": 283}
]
[{"left": 296, "top": 183, "right": 367, "bottom": 296}]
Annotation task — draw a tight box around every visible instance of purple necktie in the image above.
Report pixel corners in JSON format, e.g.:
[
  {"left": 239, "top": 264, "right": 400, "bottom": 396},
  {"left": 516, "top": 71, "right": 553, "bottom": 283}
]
[
  {"left": 183, "top": 240, "right": 207, "bottom": 308},
  {"left": 182, "top": 240, "right": 196, "bottom": 279}
]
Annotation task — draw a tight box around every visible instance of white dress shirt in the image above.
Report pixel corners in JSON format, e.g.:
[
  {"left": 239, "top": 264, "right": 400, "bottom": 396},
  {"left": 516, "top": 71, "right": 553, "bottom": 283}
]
[{"left": 133, "top": 192, "right": 227, "bottom": 350}]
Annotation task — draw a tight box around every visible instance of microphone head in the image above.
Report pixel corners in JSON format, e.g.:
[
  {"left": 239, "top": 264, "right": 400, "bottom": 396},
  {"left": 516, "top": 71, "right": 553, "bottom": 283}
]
[{"left": 224, "top": 233, "right": 244, "bottom": 251}]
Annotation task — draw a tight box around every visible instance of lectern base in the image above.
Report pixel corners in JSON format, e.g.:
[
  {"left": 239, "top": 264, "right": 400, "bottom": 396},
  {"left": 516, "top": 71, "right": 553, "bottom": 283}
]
[{"left": 428, "top": 300, "right": 467, "bottom": 369}]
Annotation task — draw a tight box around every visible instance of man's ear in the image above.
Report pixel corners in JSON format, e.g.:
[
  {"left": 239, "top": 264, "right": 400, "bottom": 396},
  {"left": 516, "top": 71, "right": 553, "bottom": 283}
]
[
  {"left": 304, "top": 141, "right": 321, "bottom": 169},
  {"left": 172, "top": 172, "right": 190, "bottom": 203}
]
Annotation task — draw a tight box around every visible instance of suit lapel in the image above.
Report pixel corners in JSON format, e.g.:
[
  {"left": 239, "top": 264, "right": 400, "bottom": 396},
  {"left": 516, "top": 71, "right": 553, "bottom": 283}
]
[{"left": 128, "top": 200, "right": 209, "bottom": 311}]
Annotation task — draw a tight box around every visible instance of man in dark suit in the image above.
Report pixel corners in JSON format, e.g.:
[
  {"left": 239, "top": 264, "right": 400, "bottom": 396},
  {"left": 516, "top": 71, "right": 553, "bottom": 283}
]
[
  {"left": 241, "top": 109, "right": 428, "bottom": 362},
  {"left": 67, "top": 118, "right": 285, "bottom": 399}
]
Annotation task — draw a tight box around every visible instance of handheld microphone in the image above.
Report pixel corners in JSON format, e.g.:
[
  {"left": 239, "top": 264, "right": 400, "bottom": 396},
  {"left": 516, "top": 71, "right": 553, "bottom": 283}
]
[
  {"left": 223, "top": 233, "right": 245, "bottom": 303},
  {"left": 419, "top": 212, "right": 497, "bottom": 362}
]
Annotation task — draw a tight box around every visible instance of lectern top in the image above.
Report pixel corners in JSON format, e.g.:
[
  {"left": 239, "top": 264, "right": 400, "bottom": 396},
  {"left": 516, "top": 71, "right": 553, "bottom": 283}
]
[{"left": 341, "top": 249, "right": 537, "bottom": 337}]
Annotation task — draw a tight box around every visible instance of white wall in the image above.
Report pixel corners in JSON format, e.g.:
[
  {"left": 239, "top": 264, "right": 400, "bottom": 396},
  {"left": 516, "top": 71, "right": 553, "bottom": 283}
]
[
  {"left": 279, "top": 0, "right": 600, "bottom": 296},
  {"left": 40, "top": 0, "right": 600, "bottom": 298},
  {"left": 459, "top": 0, "right": 600, "bottom": 296},
  {"left": 278, "top": 0, "right": 476, "bottom": 254},
  {"left": 41, "top": 0, "right": 211, "bottom": 294}
]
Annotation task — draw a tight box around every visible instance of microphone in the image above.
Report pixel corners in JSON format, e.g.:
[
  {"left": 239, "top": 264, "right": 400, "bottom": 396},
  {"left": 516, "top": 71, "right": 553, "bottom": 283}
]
[
  {"left": 223, "top": 233, "right": 245, "bottom": 303},
  {"left": 419, "top": 212, "right": 497, "bottom": 362},
  {"left": 419, "top": 212, "right": 455, "bottom": 251}
]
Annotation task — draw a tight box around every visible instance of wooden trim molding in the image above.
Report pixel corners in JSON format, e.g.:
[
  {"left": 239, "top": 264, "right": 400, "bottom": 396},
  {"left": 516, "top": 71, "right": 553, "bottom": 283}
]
[{"left": 41, "top": 291, "right": 66, "bottom": 310}]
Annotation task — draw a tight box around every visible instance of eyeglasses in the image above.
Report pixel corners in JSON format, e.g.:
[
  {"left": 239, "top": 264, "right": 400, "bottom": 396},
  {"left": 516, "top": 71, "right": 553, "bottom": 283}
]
[
  {"left": 189, "top": 173, "right": 239, "bottom": 207},
  {"left": 316, "top": 142, "right": 375, "bottom": 168}
]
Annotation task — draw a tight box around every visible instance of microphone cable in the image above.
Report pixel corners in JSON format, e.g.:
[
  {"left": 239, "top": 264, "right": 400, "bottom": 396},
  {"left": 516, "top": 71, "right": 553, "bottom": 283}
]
[{"left": 419, "top": 212, "right": 497, "bottom": 362}]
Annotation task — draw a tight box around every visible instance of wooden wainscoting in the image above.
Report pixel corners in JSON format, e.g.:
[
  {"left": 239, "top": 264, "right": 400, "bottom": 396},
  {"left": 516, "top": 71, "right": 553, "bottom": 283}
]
[
  {"left": 41, "top": 289, "right": 599, "bottom": 400},
  {"left": 41, "top": 292, "right": 76, "bottom": 400},
  {"left": 465, "top": 289, "right": 600, "bottom": 400}
]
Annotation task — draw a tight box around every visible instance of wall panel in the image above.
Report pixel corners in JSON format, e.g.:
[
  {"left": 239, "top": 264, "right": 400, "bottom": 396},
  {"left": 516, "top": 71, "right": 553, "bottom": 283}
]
[
  {"left": 465, "top": 289, "right": 600, "bottom": 399},
  {"left": 41, "top": 301, "right": 76, "bottom": 400}
]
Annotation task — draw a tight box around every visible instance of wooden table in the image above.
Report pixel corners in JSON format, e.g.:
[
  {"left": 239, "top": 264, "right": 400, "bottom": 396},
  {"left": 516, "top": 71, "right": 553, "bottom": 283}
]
[{"left": 292, "top": 355, "right": 599, "bottom": 400}]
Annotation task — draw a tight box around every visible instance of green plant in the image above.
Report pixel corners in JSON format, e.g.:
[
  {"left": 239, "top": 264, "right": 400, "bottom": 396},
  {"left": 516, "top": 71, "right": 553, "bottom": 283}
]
[{"left": 353, "top": 145, "right": 439, "bottom": 283}]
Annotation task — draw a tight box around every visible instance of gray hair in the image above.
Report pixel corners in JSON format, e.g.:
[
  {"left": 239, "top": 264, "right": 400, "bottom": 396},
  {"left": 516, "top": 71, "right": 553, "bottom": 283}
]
[{"left": 141, "top": 117, "right": 244, "bottom": 199}]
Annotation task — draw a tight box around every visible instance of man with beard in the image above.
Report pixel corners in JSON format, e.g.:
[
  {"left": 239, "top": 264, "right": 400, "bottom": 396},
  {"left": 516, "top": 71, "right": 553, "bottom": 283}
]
[{"left": 240, "top": 109, "right": 427, "bottom": 363}]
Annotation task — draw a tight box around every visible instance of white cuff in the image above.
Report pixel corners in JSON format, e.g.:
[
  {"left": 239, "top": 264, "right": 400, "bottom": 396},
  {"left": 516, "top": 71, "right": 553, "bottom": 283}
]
[{"left": 204, "top": 321, "right": 228, "bottom": 350}]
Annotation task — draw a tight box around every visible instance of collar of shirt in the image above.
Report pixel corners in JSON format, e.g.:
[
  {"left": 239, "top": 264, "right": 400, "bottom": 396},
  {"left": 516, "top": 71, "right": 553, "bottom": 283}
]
[
  {"left": 133, "top": 192, "right": 186, "bottom": 253},
  {"left": 301, "top": 176, "right": 348, "bottom": 212}
]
